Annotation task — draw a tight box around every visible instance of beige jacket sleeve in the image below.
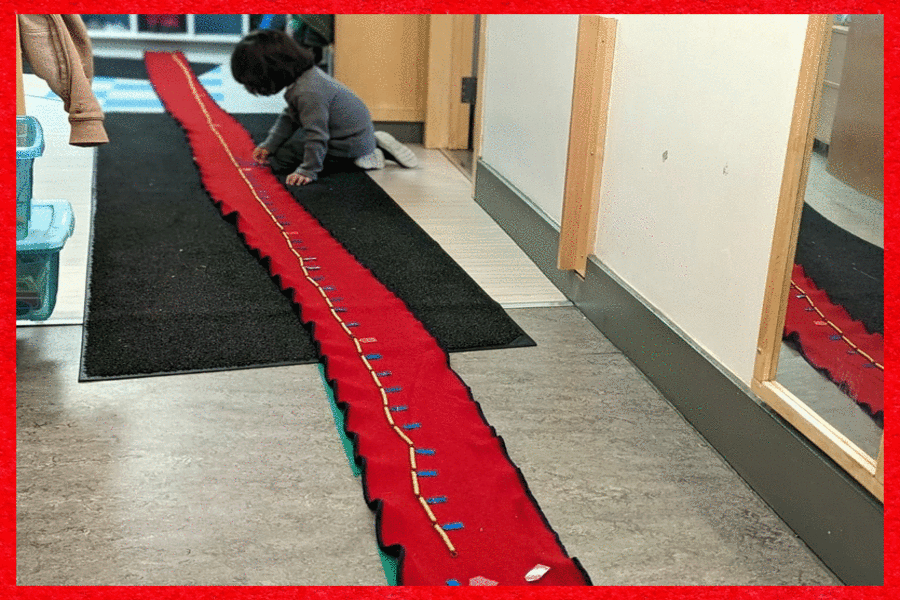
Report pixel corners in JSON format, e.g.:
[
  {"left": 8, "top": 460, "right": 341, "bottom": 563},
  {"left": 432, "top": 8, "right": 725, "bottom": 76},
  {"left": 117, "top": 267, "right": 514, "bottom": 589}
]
[{"left": 18, "top": 14, "right": 109, "bottom": 146}]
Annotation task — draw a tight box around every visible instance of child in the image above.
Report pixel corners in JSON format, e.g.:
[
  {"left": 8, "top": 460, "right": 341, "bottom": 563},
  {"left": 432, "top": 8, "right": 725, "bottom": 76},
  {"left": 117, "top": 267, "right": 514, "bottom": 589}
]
[{"left": 230, "top": 29, "right": 417, "bottom": 186}]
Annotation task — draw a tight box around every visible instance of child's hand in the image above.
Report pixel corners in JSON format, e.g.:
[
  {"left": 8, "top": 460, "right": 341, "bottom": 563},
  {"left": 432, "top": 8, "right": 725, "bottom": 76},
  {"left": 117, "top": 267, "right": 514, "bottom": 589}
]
[
  {"left": 252, "top": 146, "right": 270, "bottom": 164},
  {"left": 286, "top": 172, "right": 313, "bottom": 186}
]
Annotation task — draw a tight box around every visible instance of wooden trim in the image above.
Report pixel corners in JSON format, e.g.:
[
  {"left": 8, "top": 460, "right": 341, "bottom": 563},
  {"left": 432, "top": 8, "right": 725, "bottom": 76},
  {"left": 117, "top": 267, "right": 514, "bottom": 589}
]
[
  {"left": 557, "top": 16, "right": 617, "bottom": 276},
  {"left": 448, "top": 14, "right": 474, "bottom": 149},
  {"left": 424, "top": 15, "right": 453, "bottom": 148},
  {"left": 425, "top": 15, "right": 474, "bottom": 150},
  {"left": 17, "top": 16, "right": 25, "bottom": 115},
  {"left": 876, "top": 436, "right": 884, "bottom": 488},
  {"left": 754, "top": 14, "right": 832, "bottom": 383},
  {"left": 752, "top": 379, "right": 882, "bottom": 501}
]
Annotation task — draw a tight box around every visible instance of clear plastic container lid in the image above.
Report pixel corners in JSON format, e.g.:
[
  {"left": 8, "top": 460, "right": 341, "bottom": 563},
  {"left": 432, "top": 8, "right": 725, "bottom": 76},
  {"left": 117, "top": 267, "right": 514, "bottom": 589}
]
[
  {"left": 16, "top": 201, "right": 74, "bottom": 253},
  {"left": 17, "top": 115, "right": 45, "bottom": 159}
]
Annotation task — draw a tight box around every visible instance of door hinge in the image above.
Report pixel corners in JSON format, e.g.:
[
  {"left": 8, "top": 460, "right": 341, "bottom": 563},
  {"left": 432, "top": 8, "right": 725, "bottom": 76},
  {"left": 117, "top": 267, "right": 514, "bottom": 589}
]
[{"left": 461, "top": 77, "right": 477, "bottom": 104}]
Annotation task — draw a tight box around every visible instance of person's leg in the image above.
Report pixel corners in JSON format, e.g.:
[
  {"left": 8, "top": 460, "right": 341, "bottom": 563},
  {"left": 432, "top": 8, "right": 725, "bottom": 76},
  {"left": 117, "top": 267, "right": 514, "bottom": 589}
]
[
  {"left": 266, "top": 138, "right": 305, "bottom": 174},
  {"left": 374, "top": 131, "right": 418, "bottom": 168},
  {"left": 353, "top": 148, "right": 385, "bottom": 170}
]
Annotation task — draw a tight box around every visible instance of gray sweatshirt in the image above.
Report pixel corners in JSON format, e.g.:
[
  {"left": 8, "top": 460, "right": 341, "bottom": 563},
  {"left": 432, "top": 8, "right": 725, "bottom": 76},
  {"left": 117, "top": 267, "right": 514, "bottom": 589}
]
[{"left": 262, "top": 66, "right": 376, "bottom": 180}]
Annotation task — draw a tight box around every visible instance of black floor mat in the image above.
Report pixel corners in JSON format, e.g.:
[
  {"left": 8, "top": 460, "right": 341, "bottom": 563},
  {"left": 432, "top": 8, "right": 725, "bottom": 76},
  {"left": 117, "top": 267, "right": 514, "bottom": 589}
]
[
  {"left": 81, "top": 112, "right": 533, "bottom": 380},
  {"left": 794, "top": 203, "right": 883, "bottom": 334},
  {"left": 234, "top": 114, "right": 532, "bottom": 354}
]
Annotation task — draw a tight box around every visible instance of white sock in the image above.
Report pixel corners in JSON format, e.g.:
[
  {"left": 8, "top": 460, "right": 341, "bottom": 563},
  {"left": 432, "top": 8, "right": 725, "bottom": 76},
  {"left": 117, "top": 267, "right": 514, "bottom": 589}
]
[
  {"left": 374, "top": 131, "right": 418, "bottom": 168},
  {"left": 354, "top": 148, "right": 385, "bottom": 170}
]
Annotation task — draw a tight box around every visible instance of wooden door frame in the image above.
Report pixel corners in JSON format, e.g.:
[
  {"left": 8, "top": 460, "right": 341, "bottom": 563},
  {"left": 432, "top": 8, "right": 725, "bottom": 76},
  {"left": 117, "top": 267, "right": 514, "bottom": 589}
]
[
  {"left": 751, "top": 14, "right": 883, "bottom": 502},
  {"left": 425, "top": 14, "right": 475, "bottom": 151},
  {"left": 557, "top": 15, "right": 617, "bottom": 275}
]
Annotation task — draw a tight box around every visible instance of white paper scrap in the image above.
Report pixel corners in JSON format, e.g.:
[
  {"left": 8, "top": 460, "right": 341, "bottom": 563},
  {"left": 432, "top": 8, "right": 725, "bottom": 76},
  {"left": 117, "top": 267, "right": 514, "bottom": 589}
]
[{"left": 525, "top": 564, "right": 551, "bottom": 582}]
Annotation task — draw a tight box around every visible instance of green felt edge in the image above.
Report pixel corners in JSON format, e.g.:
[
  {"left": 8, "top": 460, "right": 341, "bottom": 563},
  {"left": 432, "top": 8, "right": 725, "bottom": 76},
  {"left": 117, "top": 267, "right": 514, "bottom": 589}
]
[{"left": 317, "top": 364, "right": 400, "bottom": 586}]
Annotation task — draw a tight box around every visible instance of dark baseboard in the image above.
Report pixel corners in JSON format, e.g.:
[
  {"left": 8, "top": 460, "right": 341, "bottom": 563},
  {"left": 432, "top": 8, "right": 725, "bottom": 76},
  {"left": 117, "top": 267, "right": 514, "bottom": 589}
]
[
  {"left": 372, "top": 122, "right": 423, "bottom": 144},
  {"left": 473, "top": 159, "right": 883, "bottom": 586}
]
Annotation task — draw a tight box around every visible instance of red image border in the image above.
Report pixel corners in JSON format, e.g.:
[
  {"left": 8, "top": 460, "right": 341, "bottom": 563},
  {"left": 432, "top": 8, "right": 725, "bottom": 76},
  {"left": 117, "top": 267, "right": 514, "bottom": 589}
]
[{"left": 4, "top": 2, "right": 894, "bottom": 597}]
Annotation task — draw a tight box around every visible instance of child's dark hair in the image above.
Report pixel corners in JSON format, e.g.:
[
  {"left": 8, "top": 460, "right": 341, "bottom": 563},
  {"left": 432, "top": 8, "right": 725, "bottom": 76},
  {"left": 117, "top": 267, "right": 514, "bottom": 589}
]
[{"left": 231, "top": 29, "right": 316, "bottom": 95}]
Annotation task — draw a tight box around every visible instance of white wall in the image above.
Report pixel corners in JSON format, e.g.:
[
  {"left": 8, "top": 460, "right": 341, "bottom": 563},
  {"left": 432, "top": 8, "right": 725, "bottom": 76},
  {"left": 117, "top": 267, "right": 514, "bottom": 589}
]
[
  {"left": 480, "top": 14, "right": 810, "bottom": 383},
  {"left": 480, "top": 14, "right": 579, "bottom": 225}
]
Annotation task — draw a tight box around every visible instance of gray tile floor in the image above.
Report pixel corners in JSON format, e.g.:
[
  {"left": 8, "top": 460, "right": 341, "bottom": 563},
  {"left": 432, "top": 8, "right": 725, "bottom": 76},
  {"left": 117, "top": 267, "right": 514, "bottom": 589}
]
[
  {"left": 16, "top": 56, "right": 843, "bottom": 586},
  {"left": 17, "top": 309, "right": 839, "bottom": 585},
  {"left": 17, "top": 326, "right": 385, "bottom": 586}
]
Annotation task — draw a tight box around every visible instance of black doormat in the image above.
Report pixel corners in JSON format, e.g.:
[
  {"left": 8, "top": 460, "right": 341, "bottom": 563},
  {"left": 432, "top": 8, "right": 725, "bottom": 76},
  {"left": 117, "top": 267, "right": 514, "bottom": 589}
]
[
  {"left": 234, "top": 114, "right": 533, "bottom": 353},
  {"left": 794, "top": 203, "right": 883, "bottom": 334},
  {"left": 23, "top": 56, "right": 220, "bottom": 79},
  {"left": 80, "top": 113, "right": 533, "bottom": 380}
]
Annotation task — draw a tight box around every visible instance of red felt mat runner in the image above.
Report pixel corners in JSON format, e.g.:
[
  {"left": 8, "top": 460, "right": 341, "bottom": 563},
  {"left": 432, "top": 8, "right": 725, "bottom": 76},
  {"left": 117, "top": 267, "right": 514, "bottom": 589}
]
[
  {"left": 784, "top": 264, "right": 884, "bottom": 417},
  {"left": 144, "top": 51, "right": 590, "bottom": 586}
]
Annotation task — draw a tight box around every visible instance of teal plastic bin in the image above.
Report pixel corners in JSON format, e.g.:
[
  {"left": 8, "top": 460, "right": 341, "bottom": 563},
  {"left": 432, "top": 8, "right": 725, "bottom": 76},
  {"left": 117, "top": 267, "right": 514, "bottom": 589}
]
[
  {"left": 17, "top": 200, "right": 75, "bottom": 321},
  {"left": 17, "top": 116, "right": 45, "bottom": 240}
]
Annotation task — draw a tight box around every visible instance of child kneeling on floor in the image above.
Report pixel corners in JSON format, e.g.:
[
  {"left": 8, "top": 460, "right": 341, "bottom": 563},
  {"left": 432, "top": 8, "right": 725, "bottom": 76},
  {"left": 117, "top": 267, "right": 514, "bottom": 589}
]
[{"left": 231, "top": 29, "right": 417, "bottom": 186}]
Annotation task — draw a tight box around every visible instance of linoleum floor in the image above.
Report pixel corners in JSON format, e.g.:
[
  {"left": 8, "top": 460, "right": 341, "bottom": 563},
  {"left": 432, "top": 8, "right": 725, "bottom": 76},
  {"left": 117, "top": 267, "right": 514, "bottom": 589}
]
[{"left": 15, "top": 66, "right": 840, "bottom": 586}]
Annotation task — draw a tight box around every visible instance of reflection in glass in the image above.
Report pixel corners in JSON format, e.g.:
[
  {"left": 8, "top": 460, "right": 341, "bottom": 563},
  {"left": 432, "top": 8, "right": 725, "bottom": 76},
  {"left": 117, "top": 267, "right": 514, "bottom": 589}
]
[
  {"left": 194, "top": 15, "right": 244, "bottom": 35},
  {"left": 138, "top": 15, "right": 187, "bottom": 34},
  {"left": 82, "top": 14, "right": 130, "bottom": 32},
  {"left": 776, "top": 15, "right": 883, "bottom": 459}
]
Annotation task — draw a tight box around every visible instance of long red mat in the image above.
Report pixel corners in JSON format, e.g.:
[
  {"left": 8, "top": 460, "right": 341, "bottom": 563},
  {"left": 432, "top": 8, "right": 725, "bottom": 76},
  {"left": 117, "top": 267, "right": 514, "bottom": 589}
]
[
  {"left": 144, "top": 51, "right": 590, "bottom": 586},
  {"left": 784, "top": 264, "right": 884, "bottom": 417}
]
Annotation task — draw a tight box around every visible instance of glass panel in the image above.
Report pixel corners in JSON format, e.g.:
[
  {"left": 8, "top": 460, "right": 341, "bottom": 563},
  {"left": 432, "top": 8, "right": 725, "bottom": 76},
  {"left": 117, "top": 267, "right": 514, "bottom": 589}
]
[
  {"left": 82, "top": 14, "right": 130, "bottom": 33},
  {"left": 138, "top": 15, "right": 187, "bottom": 34},
  {"left": 776, "top": 15, "right": 884, "bottom": 459},
  {"left": 194, "top": 14, "right": 243, "bottom": 35}
]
